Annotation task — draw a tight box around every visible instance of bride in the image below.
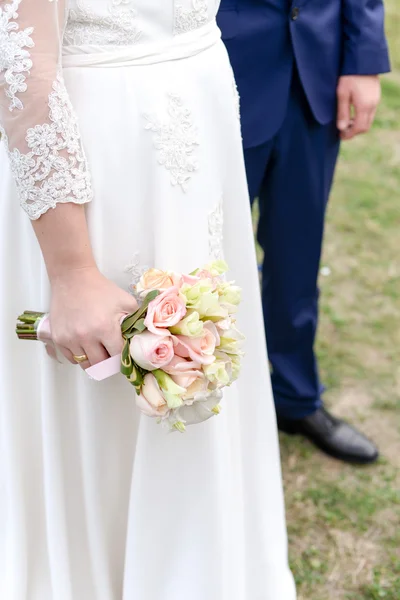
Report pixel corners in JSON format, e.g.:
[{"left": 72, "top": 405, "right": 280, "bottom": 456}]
[{"left": 0, "top": 1, "right": 296, "bottom": 598}]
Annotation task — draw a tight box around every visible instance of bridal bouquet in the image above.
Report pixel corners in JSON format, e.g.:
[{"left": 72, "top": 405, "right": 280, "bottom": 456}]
[{"left": 16, "top": 260, "right": 244, "bottom": 431}]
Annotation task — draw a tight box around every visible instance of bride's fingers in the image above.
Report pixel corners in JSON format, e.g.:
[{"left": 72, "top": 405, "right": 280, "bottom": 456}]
[
  {"left": 66, "top": 345, "right": 92, "bottom": 369},
  {"left": 102, "top": 327, "right": 125, "bottom": 358},
  {"left": 44, "top": 343, "right": 62, "bottom": 363},
  {"left": 59, "top": 345, "right": 82, "bottom": 365},
  {"left": 82, "top": 343, "right": 109, "bottom": 368}
]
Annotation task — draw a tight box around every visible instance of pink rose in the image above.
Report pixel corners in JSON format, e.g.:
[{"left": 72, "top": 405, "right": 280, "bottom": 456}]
[
  {"left": 173, "top": 322, "right": 220, "bottom": 365},
  {"left": 144, "top": 287, "right": 187, "bottom": 335},
  {"left": 169, "top": 272, "right": 184, "bottom": 288},
  {"left": 163, "top": 355, "right": 202, "bottom": 388},
  {"left": 180, "top": 273, "right": 201, "bottom": 286},
  {"left": 215, "top": 317, "right": 232, "bottom": 333},
  {"left": 136, "top": 373, "right": 168, "bottom": 417},
  {"left": 193, "top": 269, "right": 214, "bottom": 282},
  {"left": 130, "top": 331, "right": 174, "bottom": 371},
  {"left": 163, "top": 355, "right": 208, "bottom": 402},
  {"left": 190, "top": 269, "right": 221, "bottom": 289},
  {"left": 204, "top": 321, "right": 221, "bottom": 349}
]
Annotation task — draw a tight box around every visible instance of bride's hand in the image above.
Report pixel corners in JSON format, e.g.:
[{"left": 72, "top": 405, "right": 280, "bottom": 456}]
[{"left": 50, "top": 266, "right": 138, "bottom": 369}]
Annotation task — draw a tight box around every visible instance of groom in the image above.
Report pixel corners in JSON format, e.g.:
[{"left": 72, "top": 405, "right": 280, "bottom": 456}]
[{"left": 218, "top": 0, "right": 390, "bottom": 463}]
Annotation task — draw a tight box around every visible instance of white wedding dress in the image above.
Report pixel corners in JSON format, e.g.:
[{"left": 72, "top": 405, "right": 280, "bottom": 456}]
[{"left": 0, "top": 1, "right": 296, "bottom": 599}]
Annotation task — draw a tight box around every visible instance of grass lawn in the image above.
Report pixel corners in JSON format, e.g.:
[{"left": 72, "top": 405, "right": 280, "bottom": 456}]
[{"left": 257, "top": 3, "right": 400, "bottom": 598}]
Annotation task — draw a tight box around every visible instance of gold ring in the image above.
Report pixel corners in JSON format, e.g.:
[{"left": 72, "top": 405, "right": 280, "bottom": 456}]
[{"left": 73, "top": 353, "right": 88, "bottom": 364}]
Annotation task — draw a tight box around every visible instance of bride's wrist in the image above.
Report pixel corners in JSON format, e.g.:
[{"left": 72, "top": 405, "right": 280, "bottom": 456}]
[
  {"left": 49, "top": 263, "right": 99, "bottom": 287},
  {"left": 31, "top": 204, "right": 98, "bottom": 286}
]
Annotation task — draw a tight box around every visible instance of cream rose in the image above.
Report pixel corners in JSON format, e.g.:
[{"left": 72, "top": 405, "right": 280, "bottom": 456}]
[
  {"left": 202, "top": 260, "right": 229, "bottom": 276},
  {"left": 169, "top": 311, "right": 204, "bottom": 338},
  {"left": 153, "top": 370, "right": 186, "bottom": 409},
  {"left": 230, "top": 354, "right": 241, "bottom": 381},
  {"left": 217, "top": 282, "right": 242, "bottom": 309},
  {"left": 180, "top": 280, "right": 214, "bottom": 307},
  {"left": 136, "top": 373, "right": 168, "bottom": 417},
  {"left": 218, "top": 325, "right": 245, "bottom": 355},
  {"left": 181, "top": 282, "right": 228, "bottom": 321},
  {"left": 181, "top": 375, "right": 209, "bottom": 401},
  {"left": 136, "top": 269, "right": 178, "bottom": 296},
  {"left": 203, "top": 352, "right": 232, "bottom": 387}
]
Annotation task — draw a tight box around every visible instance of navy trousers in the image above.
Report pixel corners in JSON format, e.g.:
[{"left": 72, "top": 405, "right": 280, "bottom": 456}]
[{"left": 244, "top": 72, "right": 340, "bottom": 419}]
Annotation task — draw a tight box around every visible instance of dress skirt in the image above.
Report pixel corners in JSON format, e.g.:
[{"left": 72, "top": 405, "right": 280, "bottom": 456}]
[{"left": 0, "top": 35, "right": 296, "bottom": 600}]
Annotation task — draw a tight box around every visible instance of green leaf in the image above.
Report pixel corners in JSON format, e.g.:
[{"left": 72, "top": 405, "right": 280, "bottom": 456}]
[
  {"left": 121, "top": 364, "right": 134, "bottom": 378},
  {"left": 143, "top": 289, "right": 160, "bottom": 303},
  {"left": 133, "top": 290, "right": 160, "bottom": 320},
  {"left": 121, "top": 311, "right": 141, "bottom": 334},
  {"left": 123, "top": 332, "right": 136, "bottom": 340},
  {"left": 120, "top": 338, "right": 134, "bottom": 377},
  {"left": 121, "top": 290, "right": 160, "bottom": 335},
  {"left": 173, "top": 421, "right": 186, "bottom": 433},
  {"left": 128, "top": 365, "right": 144, "bottom": 387},
  {"left": 134, "top": 318, "right": 146, "bottom": 332}
]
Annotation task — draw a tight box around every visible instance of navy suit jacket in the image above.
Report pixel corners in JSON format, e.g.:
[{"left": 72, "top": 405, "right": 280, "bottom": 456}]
[{"left": 217, "top": 0, "right": 391, "bottom": 148}]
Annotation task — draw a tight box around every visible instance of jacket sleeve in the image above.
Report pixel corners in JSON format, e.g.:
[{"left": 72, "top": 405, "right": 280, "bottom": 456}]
[
  {"left": 341, "top": 0, "right": 391, "bottom": 76},
  {"left": 0, "top": 0, "right": 93, "bottom": 220}
]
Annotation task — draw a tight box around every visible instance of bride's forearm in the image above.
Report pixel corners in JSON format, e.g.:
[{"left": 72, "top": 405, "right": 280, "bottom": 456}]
[{"left": 32, "top": 204, "right": 96, "bottom": 283}]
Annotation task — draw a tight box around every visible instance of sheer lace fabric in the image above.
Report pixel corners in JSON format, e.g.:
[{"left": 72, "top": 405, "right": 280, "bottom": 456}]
[{"left": 0, "top": 0, "right": 92, "bottom": 219}]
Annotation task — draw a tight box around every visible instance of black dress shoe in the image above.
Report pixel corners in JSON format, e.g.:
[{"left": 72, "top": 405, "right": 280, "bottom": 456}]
[{"left": 277, "top": 407, "right": 379, "bottom": 464}]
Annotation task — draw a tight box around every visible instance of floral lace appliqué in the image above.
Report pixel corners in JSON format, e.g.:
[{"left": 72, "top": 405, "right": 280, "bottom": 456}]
[
  {"left": 144, "top": 93, "right": 199, "bottom": 192},
  {"left": 232, "top": 77, "right": 240, "bottom": 122},
  {"left": 124, "top": 252, "right": 149, "bottom": 298},
  {"left": 174, "top": 0, "right": 208, "bottom": 35},
  {"left": 64, "top": 0, "right": 141, "bottom": 46},
  {"left": 208, "top": 201, "right": 224, "bottom": 260},
  {"left": 1, "top": 71, "right": 93, "bottom": 219},
  {"left": 0, "top": 0, "right": 34, "bottom": 111}
]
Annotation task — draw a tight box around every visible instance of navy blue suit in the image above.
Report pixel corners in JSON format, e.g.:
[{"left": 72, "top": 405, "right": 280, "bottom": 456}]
[{"left": 218, "top": 0, "right": 390, "bottom": 419}]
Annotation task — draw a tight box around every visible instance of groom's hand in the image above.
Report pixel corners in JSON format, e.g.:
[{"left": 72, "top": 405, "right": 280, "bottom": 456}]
[{"left": 336, "top": 75, "right": 381, "bottom": 141}]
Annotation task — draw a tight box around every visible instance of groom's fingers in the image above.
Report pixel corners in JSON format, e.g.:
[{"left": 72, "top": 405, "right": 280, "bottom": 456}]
[
  {"left": 336, "top": 81, "right": 352, "bottom": 133},
  {"left": 341, "top": 99, "right": 371, "bottom": 141},
  {"left": 367, "top": 106, "right": 378, "bottom": 132},
  {"left": 337, "top": 75, "right": 381, "bottom": 141}
]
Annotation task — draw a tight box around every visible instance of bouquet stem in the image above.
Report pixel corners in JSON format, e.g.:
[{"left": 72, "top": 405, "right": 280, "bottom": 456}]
[{"left": 16, "top": 311, "right": 46, "bottom": 340}]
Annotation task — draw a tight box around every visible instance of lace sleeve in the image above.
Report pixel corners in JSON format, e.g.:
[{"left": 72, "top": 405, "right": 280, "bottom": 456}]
[{"left": 0, "top": 0, "right": 93, "bottom": 220}]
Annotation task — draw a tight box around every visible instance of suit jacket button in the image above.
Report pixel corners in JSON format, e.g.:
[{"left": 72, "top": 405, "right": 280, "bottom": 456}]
[{"left": 291, "top": 7, "right": 300, "bottom": 20}]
